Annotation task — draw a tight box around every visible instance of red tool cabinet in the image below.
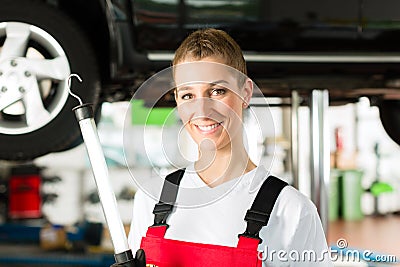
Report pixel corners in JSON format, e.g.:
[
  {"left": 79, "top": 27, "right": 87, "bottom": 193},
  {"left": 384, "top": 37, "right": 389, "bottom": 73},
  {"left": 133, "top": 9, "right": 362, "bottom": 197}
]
[{"left": 8, "top": 166, "right": 42, "bottom": 219}]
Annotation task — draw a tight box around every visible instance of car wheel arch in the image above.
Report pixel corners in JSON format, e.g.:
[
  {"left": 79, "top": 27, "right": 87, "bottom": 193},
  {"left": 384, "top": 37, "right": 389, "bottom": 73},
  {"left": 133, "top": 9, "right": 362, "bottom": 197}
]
[{"left": 56, "top": 0, "right": 115, "bottom": 83}]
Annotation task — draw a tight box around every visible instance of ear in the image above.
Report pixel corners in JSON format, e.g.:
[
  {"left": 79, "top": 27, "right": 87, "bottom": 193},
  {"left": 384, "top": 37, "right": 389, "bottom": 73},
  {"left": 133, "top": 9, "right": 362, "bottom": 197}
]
[
  {"left": 174, "top": 88, "right": 178, "bottom": 103},
  {"left": 242, "top": 78, "right": 253, "bottom": 106}
]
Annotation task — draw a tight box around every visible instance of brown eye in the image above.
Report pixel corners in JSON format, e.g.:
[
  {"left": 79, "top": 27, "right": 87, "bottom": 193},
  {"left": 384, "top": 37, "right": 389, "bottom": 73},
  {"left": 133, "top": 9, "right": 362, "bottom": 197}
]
[
  {"left": 211, "top": 88, "right": 226, "bottom": 96},
  {"left": 181, "top": 93, "right": 193, "bottom": 100}
]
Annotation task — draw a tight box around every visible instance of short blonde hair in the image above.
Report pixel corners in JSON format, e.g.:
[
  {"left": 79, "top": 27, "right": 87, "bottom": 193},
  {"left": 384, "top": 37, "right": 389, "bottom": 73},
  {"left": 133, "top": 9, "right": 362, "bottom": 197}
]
[{"left": 173, "top": 28, "right": 247, "bottom": 78}]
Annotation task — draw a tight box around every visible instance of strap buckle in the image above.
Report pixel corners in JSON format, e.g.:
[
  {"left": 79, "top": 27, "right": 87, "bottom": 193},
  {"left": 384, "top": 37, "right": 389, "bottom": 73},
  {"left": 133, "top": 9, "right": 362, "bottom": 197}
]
[
  {"left": 153, "top": 202, "right": 173, "bottom": 214},
  {"left": 244, "top": 209, "right": 270, "bottom": 224},
  {"left": 152, "top": 203, "right": 173, "bottom": 226},
  {"left": 238, "top": 209, "right": 270, "bottom": 242}
]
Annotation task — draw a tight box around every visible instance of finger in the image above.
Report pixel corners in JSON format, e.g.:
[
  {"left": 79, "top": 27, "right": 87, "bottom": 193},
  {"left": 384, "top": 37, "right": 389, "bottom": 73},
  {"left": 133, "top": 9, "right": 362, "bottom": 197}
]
[{"left": 135, "top": 249, "right": 146, "bottom": 267}]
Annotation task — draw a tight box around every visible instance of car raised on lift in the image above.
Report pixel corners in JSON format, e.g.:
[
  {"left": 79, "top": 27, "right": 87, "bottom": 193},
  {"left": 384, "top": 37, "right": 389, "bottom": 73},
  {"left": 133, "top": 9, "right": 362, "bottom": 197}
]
[{"left": 0, "top": 0, "right": 399, "bottom": 160}]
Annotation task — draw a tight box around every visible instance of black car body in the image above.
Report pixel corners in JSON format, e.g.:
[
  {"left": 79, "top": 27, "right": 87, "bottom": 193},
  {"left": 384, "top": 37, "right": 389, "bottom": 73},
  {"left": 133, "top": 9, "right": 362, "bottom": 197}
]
[{"left": 0, "top": 0, "right": 399, "bottom": 160}]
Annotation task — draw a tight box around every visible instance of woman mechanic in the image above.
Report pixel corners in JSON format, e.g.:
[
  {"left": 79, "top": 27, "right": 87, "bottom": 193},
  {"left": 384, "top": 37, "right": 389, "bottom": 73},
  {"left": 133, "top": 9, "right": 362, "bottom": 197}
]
[{"left": 127, "top": 28, "right": 332, "bottom": 266}]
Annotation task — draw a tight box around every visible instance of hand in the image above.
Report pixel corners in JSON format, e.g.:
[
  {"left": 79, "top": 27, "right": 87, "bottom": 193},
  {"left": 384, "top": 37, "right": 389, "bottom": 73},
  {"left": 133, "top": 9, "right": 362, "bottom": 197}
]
[
  {"left": 110, "top": 249, "right": 146, "bottom": 267},
  {"left": 134, "top": 249, "right": 146, "bottom": 266}
]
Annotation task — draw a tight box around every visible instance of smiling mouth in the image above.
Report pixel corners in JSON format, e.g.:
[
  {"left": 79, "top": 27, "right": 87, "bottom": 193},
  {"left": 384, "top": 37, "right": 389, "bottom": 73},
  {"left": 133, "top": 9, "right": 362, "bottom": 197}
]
[{"left": 194, "top": 122, "right": 223, "bottom": 133}]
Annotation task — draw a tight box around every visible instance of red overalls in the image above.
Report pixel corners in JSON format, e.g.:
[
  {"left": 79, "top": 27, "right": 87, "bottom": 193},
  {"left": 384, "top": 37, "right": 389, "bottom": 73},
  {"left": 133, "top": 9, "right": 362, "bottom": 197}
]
[{"left": 140, "top": 169, "right": 288, "bottom": 267}]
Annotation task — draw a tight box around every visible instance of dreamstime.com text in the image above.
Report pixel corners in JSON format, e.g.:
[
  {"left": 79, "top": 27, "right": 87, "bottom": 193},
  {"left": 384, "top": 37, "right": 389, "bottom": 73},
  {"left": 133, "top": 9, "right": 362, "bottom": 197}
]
[{"left": 258, "top": 238, "right": 398, "bottom": 263}]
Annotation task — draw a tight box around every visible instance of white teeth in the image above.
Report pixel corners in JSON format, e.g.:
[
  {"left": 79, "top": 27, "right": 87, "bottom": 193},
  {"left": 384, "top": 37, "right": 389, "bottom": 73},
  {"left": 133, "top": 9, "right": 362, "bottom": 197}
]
[{"left": 197, "top": 123, "right": 220, "bottom": 131}]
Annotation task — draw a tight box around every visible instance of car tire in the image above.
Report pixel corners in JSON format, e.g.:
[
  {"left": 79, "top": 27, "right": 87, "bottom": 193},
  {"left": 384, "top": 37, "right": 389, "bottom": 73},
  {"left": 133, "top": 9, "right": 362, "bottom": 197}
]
[
  {"left": 378, "top": 100, "right": 400, "bottom": 146},
  {"left": 0, "top": 0, "right": 101, "bottom": 161}
]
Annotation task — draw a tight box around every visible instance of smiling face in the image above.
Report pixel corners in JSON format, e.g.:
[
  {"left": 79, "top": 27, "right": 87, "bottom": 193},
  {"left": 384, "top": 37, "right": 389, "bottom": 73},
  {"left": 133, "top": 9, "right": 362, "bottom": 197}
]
[{"left": 174, "top": 59, "right": 253, "bottom": 152}]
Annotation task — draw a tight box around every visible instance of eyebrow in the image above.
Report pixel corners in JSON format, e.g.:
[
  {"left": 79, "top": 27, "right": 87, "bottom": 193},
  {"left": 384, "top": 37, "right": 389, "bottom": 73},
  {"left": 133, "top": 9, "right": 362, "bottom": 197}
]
[{"left": 176, "top": 80, "right": 229, "bottom": 93}]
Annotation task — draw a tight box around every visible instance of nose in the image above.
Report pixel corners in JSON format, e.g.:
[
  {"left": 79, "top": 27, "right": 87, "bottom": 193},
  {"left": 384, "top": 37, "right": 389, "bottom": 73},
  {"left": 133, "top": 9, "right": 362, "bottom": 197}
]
[
  {"left": 194, "top": 97, "right": 214, "bottom": 118},
  {"left": 178, "top": 97, "right": 217, "bottom": 123}
]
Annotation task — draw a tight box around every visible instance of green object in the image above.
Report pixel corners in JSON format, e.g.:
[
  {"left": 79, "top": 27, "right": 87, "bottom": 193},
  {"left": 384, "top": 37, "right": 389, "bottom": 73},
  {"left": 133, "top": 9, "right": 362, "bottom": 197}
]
[
  {"left": 341, "top": 169, "right": 364, "bottom": 221},
  {"left": 329, "top": 169, "right": 340, "bottom": 221},
  {"left": 131, "top": 99, "right": 176, "bottom": 126},
  {"left": 370, "top": 182, "right": 394, "bottom": 197}
]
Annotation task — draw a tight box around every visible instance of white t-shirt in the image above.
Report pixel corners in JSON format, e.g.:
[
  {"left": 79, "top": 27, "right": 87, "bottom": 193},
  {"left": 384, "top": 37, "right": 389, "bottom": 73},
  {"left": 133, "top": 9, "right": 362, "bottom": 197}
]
[{"left": 128, "top": 165, "right": 333, "bottom": 266}]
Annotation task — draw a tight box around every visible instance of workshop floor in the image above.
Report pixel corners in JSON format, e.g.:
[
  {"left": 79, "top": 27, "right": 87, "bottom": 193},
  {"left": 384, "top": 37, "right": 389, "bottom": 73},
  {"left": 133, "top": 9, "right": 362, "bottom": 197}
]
[
  {"left": 328, "top": 214, "right": 400, "bottom": 266},
  {"left": 0, "top": 243, "right": 114, "bottom": 267}
]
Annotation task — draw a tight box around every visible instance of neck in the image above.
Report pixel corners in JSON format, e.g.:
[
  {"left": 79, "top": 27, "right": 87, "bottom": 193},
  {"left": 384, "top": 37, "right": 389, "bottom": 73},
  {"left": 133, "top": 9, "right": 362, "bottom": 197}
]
[{"left": 195, "top": 136, "right": 256, "bottom": 187}]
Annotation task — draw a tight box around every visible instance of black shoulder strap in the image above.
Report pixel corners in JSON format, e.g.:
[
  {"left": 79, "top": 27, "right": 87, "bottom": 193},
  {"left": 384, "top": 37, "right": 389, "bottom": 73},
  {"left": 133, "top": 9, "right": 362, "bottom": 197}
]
[
  {"left": 239, "top": 175, "right": 288, "bottom": 242},
  {"left": 152, "top": 169, "right": 185, "bottom": 226}
]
